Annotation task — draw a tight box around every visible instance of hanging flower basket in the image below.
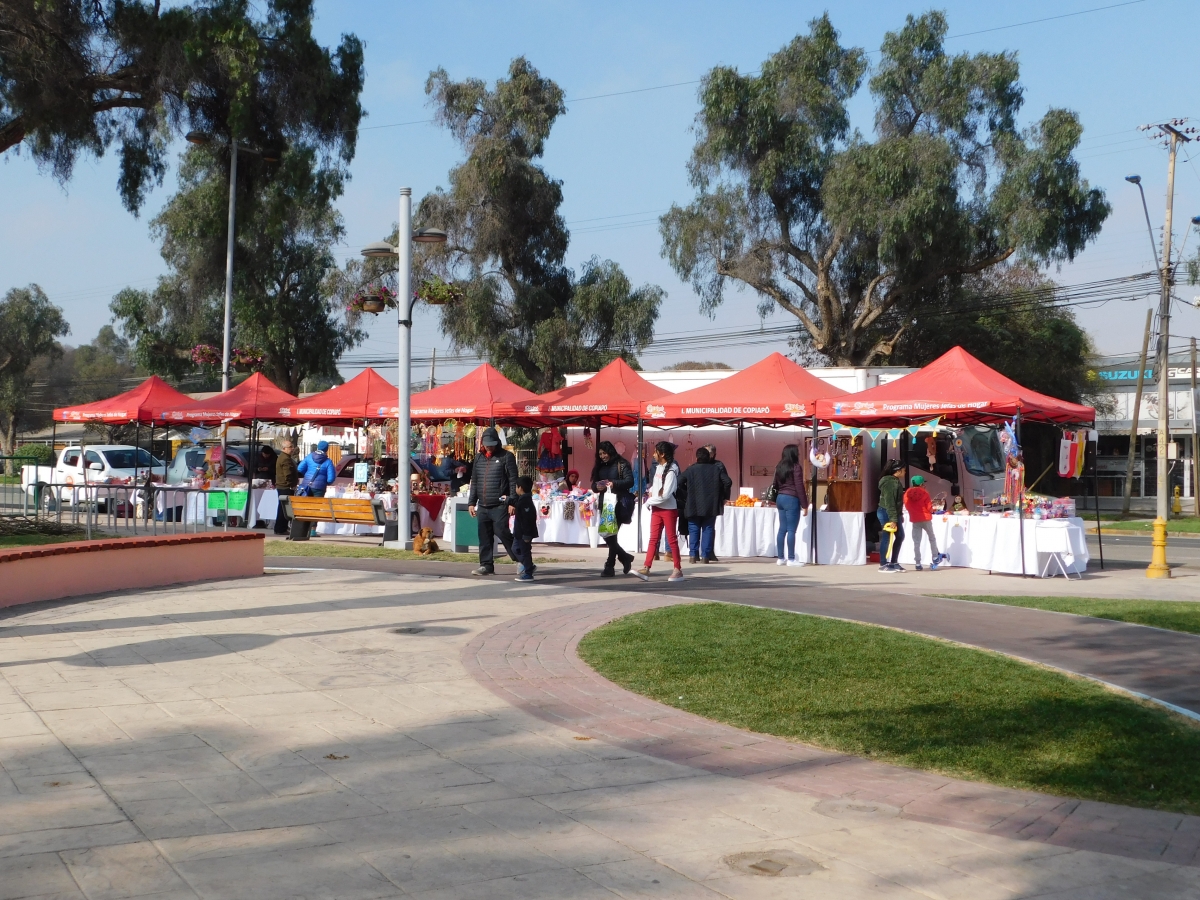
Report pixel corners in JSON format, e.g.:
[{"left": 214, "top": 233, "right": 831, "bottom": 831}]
[
  {"left": 231, "top": 346, "right": 264, "bottom": 372},
  {"left": 348, "top": 286, "right": 397, "bottom": 315},
  {"left": 191, "top": 344, "right": 222, "bottom": 368},
  {"left": 415, "top": 277, "right": 464, "bottom": 306}
]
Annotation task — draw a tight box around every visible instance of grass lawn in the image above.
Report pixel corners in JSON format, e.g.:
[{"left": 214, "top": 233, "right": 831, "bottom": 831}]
[
  {"left": 578, "top": 603, "right": 1200, "bottom": 814},
  {"left": 1097, "top": 517, "right": 1200, "bottom": 535},
  {"left": 937, "top": 595, "right": 1200, "bottom": 636},
  {"left": 263, "top": 539, "right": 577, "bottom": 564},
  {"left": 0, "top": 532, "right": 88, "bottom": 549}
]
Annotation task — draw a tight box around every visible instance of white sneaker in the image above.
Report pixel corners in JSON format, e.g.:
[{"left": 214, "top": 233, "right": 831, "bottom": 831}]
[
  {"left": 776, "top": 558, "right": 787, "bottom": 566},
  {"left": 787, "top": 558, "right": 806, "bottom": 567}
]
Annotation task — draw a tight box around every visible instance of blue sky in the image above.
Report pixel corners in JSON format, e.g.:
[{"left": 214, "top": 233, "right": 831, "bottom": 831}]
[{"left": 3, "top": 0, "right": 1199, "bottom": 383}]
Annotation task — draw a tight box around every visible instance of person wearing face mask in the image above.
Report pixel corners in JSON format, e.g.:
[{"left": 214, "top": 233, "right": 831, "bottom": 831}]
[{"left": 467, "top": 427, "right": 520, "bottom": 576}]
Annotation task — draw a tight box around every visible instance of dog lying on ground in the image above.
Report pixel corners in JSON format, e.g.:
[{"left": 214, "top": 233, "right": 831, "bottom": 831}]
[{"left": 413, "top": 527, "right": 440, "bottom": 555}]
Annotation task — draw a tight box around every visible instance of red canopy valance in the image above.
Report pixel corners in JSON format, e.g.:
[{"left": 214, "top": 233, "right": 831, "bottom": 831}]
[
  {"left": 288, "top": 368, "right": 398, "bottom": 422},
  {"left": 409, "top": 363, "right": 541, "bottom": 422},
  {"left": 814, "top": 346, "right": 1095, "bottom": 427},
  {"left": 54, "top": 375, "right": 192, "bottom": 424},
  {"left": 641, "top": 352, "right": 846, "bottom": 426},
  {"left": 498, "top": 358, "right": 671, "bottom": 426},
  {"left": 157, "top": 373, "right": 298, "bottom": 425}
]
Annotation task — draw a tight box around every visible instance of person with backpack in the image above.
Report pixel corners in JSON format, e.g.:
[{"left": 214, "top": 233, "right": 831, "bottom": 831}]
[
  {"left": 634, "top": 441, "right": 683, "bottom": 582},
  {"left": 771, "top": 444, "right": 808, "bottom": 566},
  {"left": 591, "top": 441, "right": 636, "bottom": 577}
]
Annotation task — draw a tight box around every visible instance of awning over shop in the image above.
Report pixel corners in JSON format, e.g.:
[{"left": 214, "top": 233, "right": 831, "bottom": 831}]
[
  {"left": 54, "top": 375, "right": 192, "bottom": 424},
  {"left": 289, "top": 368, "right": 398, "bottom": 423},
  {"left": 408, "top": 363, "right": 541, "bottom": 423},
  {"left": 157, "top": 373, "right": 299, "bottom": 425},
  {"left": 500, "top": 357, "right": 672, "bottom": 426},
  {"left": 639, "top": 352, "right": 847, "bottom": 426},
  {"left": 814, "top": 346, "right": 1095, "bottom": 427}
]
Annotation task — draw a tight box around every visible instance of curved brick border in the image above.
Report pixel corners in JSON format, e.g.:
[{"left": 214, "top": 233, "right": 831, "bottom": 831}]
[{"left": 462, "top": 594, "right": 1200, "bottom": 867}]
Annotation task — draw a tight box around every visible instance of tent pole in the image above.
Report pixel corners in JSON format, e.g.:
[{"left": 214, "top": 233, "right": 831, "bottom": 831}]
[
  {"left": 134, "top": 421, "right": 141, "bottom": 533},
  {"left": 1092, "top": 429, "right": 1104, "bottom": 570},
  {"left": 637, "top": 418, "right": 644, "bottom": 554},
  {"left": 1016, "top": 409, "right": 1027, "bottom": 577},
  {"left": 810, "top": 414, "right": 819, "bottom": 565},
  {"left": 737, "top": 423, "right": 744, "bottom": 490}
]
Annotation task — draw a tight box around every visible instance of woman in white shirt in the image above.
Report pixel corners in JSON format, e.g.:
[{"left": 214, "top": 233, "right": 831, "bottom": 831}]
[{"left": 635, "top": 441, "right": 683, "bottom": 582}]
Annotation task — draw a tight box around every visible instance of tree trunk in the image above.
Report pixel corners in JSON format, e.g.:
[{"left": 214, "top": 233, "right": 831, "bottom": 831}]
[{"left": 2, "top": 417, "right": 16, "bottom": 477}]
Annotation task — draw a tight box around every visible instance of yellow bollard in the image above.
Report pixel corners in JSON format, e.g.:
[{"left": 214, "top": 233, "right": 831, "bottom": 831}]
[
  {"left": 1147, "top": 518, "right": 1171, "bottom": 578},
  {"left": 1173, "top": 486, "right": 1183, "bottom": 516}
]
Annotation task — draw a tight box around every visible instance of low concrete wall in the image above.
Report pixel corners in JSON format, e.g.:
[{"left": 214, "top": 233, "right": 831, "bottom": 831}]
[{"left": 0, "top": 533, "right": 264, "bottom": 608}]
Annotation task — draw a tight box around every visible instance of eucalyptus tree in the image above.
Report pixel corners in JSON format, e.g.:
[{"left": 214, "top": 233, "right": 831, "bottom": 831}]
[
  {"left": 1, "top": 0, "right": 364, "bottom": 212},
  {"left": 408, "top": 57, "right": 663, "bottom": 392},
  {"left": 661, "top": 12, "right": 1109, "bottom": 365}
]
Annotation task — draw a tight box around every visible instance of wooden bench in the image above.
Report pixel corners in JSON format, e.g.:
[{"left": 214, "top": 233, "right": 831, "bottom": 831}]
[{"left": 279, "top": 496, "right": 389, "bottom": 542}]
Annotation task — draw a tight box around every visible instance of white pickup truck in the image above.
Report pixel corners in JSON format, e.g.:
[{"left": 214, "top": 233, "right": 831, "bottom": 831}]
[{"left": 23, "top": 445, "right": 167, "bottom": 511}]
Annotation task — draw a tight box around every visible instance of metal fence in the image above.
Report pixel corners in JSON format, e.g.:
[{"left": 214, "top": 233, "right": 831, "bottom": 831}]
[{"left": 2, "top": 457, "right": 258, "bottom": 539}]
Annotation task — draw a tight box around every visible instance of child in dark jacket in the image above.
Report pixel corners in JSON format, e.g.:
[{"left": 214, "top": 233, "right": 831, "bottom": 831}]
[{"left": 512, "top": 476, "right": 539, "bottom": 582}]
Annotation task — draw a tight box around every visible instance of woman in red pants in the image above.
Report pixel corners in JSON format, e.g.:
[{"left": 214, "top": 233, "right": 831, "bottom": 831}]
[{"left": 635, "top": 441, "right": 683, "bottom": 582}]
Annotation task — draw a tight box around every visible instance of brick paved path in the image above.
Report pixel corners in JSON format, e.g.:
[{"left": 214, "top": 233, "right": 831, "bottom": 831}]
[
  {"left": 462, "top": 593, "right": 1200, "bottom": 868},
  {"left": 273, "top": 557, "right": 1200, "bottom": 716}
]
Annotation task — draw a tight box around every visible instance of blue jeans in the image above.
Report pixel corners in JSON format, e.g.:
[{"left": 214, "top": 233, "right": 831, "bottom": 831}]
[
  {"left": 687, "top": 516, "right": 715, "bottom": 559},
  {"left": 512, "top": 537, "right": 534, "bottom": 575},
  {"left": 876, "top": 508, "right": 904, "bottom": 565},
  {"left": 776, "top": 493, "right": 801, "bottom": 560}
]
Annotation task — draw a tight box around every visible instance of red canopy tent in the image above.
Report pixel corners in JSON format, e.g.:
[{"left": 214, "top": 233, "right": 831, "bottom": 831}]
[
  {"left": 500, "top": 357, "right": 672, "bottom": 427},
  {"left": 289, "top": 368, "right": 398, "bottom": 422},
  {"left": 814, "top": 347, "right": 1095, "bottom": 427},
  {"left": 157, "top": 373, "right": 298, "bottom": 426},
  {"left": 640, "top": 352, "right": 847, "bottom": 426},
  {"left": 408, "top": 363, "right": 541, "bottom": 423},
  {"left": 54, "top": 375, "right": 192, "bottom": 424}
]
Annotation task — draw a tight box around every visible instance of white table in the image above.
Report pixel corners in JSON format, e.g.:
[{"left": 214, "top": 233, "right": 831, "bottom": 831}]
[
  {"left": 895, "top": 514, "right": 1089, "bottom": 575},
  {"left": 619, "top": 505, "right": 866, "bottom": 564},
  {"left": 154, "top": 487, "right": 275, "bottom": 526},
  {"left": 533, "top": 495, "right": 599, "bottom": 547}
]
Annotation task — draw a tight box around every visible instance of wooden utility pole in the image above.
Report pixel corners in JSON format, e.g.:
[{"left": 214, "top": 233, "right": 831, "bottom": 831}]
[{"left": 1121, "top": 308, "right": 1154, "bottom": 516}]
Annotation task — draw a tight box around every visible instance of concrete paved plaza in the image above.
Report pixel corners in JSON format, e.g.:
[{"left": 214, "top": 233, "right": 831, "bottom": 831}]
[{"left": 1, "top": 560, "right": 1198, "bottom": 898}]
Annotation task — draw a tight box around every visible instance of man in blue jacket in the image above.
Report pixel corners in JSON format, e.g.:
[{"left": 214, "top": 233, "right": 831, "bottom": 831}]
[{"left": 297, "top": 441, "right": 337, "bottom": 498}]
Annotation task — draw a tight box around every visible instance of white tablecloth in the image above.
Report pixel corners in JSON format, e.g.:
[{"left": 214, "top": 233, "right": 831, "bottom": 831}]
[
  {"left": 895, "top": 514, "right": 1089, "bottom": 575},
  {"left": 618, "top": 505, "right": 866, "bottom": 565},
  {"left": 533, "top": 496, "right": 599, "bottom": 547}
]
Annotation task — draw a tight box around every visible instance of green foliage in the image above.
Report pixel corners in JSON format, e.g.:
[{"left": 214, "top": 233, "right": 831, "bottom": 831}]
[
  {"left": 1, "top": 0, "right": 364, "bottom": 213},
  {"left": 407, "top": 58, "right": 663, "bottom": 392},
  {"left": 13, "top": 442, "right": 54, "bottom": 466},
  {"left": 0, "top": 285, "right": 69, "bottom": 459},
  {"left": 111, "top": 143, "right": 364, "bottom": 393},
  {"left": 580, "top": 603, "right": 1200, "bottom": 813},
  {"left": 661, "top": 12, "right": 1109, "bottom": 365},
  {"left": 890, "top": 265, "right": 1095, "bottom": 404}
]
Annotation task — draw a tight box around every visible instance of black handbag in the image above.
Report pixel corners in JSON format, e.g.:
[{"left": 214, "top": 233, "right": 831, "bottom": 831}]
[
  {"left": 615, "top": 492, "right": 636, "bottom": 525},
  {"left": 764, "top": 481, "right": 779, "bottom": 504}
]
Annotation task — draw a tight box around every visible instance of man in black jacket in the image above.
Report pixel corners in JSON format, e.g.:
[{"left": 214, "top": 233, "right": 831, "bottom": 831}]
[
  {"left": 680, "top": 446, "right": 732, "bottom": 564},
  {"left": 467, "top": 427, "right": 519, "bottom": 575}
]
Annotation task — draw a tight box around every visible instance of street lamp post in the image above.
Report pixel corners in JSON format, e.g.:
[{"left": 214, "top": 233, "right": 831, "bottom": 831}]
[
  {"left": 185, "top": 132, "right": 279, "bottom": 391},
  {"left": 362, "top": 189, "right": 446, "bottom": 549}
]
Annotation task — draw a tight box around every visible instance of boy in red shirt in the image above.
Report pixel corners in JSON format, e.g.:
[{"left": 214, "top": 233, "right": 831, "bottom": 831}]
[{"left": 903, "top": 475, "right": 947, "bottom": 570}]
